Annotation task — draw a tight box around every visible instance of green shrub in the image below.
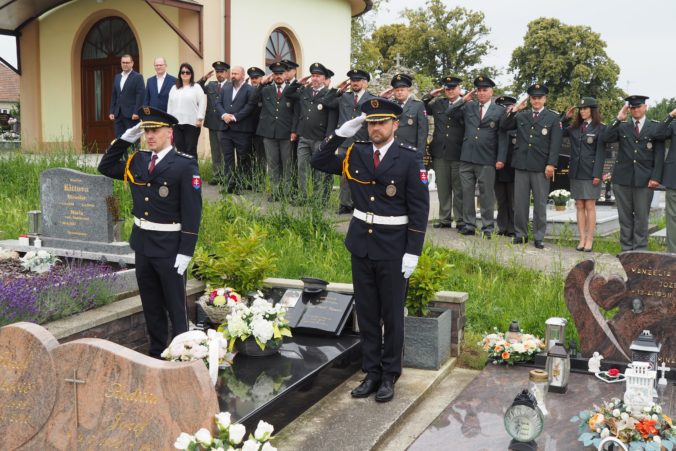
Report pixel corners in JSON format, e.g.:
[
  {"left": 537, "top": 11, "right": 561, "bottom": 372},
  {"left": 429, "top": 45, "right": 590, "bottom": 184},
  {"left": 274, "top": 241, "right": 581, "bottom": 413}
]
[{"left": 405, "top": 247, "right": 451, "bottom": 317}]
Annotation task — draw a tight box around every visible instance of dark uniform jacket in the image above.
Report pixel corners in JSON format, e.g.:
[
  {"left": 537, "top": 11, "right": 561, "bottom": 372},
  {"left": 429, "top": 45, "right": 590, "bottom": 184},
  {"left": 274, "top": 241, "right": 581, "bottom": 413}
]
[
  {"left": 110, "top": 71, "right": 145, "bottom": 119},
  {"left": 254, "top": 83, "right": 295, "bottom": 139},
  {"left": 563, "top": 122, "right": 606, "bottom": 180},
  {"left": 322, "top": 89, "right": 375, "bottom": 147},
  {"left": 448, "top": 100, "right": 508, "bottom": 165},
  {"left": 496, "top": 130, "right": 517, "bottom": 183},
  {"left": 661, "top": 116, "right": 676, "bottom": 189},
  {"left": 216, "top": 83, "right": 255, "bottom": 133},
  {"left": 198, "top": 79, "right": 231, "bottom": 131},
  {"left": 285, "top": 83, "right": 331, "bottom": 140},
  {"left": 422, "top": 95, "right": 464, "bottom": 161},
  {"left": 98, "top": 139, "right": 202, "bottom": 258},
  {"left": 311, "top": 135, "right": 430, "bottom": 259},
  {"left": 602, "top": 118, "right": 665, "bottom": 187},
  {"left": 502, "top": 108, "right": 562, "bottom": 172},
  {"left": 395, "top": 98, "right": 429, "bottom": 153}
]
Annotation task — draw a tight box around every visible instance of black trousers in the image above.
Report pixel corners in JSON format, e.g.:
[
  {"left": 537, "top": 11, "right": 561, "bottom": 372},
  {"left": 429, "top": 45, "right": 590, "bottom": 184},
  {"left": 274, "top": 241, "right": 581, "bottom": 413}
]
[
  {"left": 135, "top": 253, "right": 188, "bottom": 357},
  {"left": 114, "top": 116, "right": 139, "bottom": 138},
  {"left": 219, "top": 130, "right": 253, "bottom": 191},
  {"left": 351, "top": 254, "right": 406, "bottom": 383},
  {"left": 173, "top": 124, "right": 201, "bottom": 158}
]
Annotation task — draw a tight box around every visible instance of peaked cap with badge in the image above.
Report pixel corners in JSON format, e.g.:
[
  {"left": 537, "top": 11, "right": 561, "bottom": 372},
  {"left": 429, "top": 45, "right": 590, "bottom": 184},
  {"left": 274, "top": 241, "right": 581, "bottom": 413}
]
[
  {"left": 309, "top": 62, "right": 331, "bottom": 77},
  {"left": 361, "top": 97, "right": 403, "bottom": 122},
  {"left": 247, "top": 67, "right": 265, "bottom": 78},
  {"left": 442, "top": 76, "right": 462, "bottom": 88},
  {"left": 138, "top": 106, "right": 178, "bottom": 129},
  {"left": 473, "top": 75, "right": 495, "bottom": 88},
  {"left": 391, "top": 73, "right": 413, "bottom": 88},
  {"left": 527, "top": 83, "right": 548, "bottom": 96},
  {"left": 212, "top": 61, "right": 230, "bottom": 71},
  {"left": 347, "top": 69, "right": 371, "bottom": 81}
]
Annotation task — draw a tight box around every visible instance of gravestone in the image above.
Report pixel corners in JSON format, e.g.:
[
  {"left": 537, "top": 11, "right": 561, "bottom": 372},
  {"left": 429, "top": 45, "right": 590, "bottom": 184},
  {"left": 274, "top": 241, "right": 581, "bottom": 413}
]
[
  {"left": 283, "top": 290, "right": 354, "bottom": 336},
  {"left": 0, "top": 322, "right": 219, "bottom": 450},
  {"left": 39, "top": 168, "right": 131, "bottom": 254},
  {"left": 564, "top": 251, "right": 676, "bottom": 368}
]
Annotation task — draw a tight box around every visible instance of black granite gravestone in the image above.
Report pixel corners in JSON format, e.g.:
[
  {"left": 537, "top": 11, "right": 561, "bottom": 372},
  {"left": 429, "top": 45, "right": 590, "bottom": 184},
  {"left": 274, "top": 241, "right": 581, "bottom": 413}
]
[{"left": 284, "top": 290, "right": 354, "bottom": 336}]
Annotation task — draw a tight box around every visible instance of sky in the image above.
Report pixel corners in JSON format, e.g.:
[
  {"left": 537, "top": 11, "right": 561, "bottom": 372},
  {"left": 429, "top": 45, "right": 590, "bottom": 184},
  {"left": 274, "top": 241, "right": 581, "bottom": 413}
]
[
  {"left": 373, "top": 0, "right": 676, "bottom": 104},
  {"left": 1, "top": 0, "right": 674, "bottom": 103}
]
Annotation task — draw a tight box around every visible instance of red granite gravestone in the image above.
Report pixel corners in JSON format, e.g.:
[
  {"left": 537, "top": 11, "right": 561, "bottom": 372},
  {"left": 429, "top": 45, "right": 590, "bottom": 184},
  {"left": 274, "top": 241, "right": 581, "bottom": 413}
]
[
  {"left": 0, "top": 323, "right": 59, "bottom": 449},
  {"left": 0, "top": 323, "right": 219, "bottom": 450},
  {"left": 565, "top": 251, "right": 676, "bottom": 366}
]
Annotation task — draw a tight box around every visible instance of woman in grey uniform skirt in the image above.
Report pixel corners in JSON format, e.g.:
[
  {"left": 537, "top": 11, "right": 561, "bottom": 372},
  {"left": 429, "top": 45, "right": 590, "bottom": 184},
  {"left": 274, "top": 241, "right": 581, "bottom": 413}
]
[{"left": 563, "top": 97, "right": 606, "bottom": 252}]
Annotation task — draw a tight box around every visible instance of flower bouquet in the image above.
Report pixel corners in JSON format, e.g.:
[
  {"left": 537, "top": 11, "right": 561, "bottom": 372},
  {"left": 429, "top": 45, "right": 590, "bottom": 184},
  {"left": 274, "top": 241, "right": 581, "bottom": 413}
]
[
  {"left": 571, "top": 399, "right": 674, "bottom": 450},
  {"left": 174, "top": 411, "right": 277, "bottom": 450},
  {"left": 161, "top": 330, "right": 234, "bottom": 369},
  {"left": 198, "top": 287, "right": 242, "bottom": 324},
  {"left": 20, "top": 250, "right": 59, "bottom": 273},
  {"left": 479, "top": 328, "right": 545, "bottom": 365},
  {"left": 218, "top": 295, "right": 292, "bottom": 356},
  {"left": 549, "top": 189, "right": 571, "bottom": 209}
]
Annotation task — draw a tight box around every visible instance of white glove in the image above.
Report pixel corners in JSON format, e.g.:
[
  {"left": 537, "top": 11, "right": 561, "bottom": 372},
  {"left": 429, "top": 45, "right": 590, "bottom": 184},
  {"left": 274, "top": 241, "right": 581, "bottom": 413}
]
[
  {"left": 402, "top": 253, "right": 419, "bottom": 279},
  {"left": 174, "top": 254, "right": 191, "bottom": 275},
  {"left": 121, "top": 122, "right": 144, "bottom": 143},
  {"left": 335, "top": 113, "right": 367, "bottom": 138}
]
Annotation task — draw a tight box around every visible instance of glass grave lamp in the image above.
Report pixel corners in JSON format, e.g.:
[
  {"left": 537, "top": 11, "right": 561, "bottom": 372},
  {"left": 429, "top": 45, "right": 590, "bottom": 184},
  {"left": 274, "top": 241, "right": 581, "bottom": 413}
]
[
  {"left": 505, "top": 320, "right": 523, "bottom": 343},
  {"left": 504, "top": 389, "right": 544, "bottom": 451},
  {"left": 546, "top": 342, "right": 570, "bottom": 393},
  {"left": 630, "top": 330, "right": 661, "bottom": 370},
  {"left": 544, "top": 317, "right": 567, "bottom": 351}
]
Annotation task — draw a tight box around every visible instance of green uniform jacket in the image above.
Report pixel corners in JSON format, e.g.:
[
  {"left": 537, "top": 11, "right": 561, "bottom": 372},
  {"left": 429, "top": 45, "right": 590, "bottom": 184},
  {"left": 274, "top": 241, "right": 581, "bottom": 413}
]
[
  {"left": 395, "top": 98, "right": 429, "bottom": 153},
  {"left": 285, "top": 83, "right": 331, "bottom": 141},
  {"left": 422, "top": 95, "right": 464, "bottom": 161},
  {"left": 448, "top": 99, "right": 508, "bottom": 165},
  {"left": 502, "top": 108, "right": 562, "bottom": 172},
  {"left": 661, "top": 116, "right": 676, "bottom": 189},
  {"left": 253, "top": 83, "right": 295, "bottom": 139}
]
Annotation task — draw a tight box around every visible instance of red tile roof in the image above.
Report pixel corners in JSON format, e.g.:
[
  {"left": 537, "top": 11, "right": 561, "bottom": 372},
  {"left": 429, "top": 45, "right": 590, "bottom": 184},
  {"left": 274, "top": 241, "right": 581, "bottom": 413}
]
[{"left": 0, "top": 62, "right": 19, "bottom": 102}]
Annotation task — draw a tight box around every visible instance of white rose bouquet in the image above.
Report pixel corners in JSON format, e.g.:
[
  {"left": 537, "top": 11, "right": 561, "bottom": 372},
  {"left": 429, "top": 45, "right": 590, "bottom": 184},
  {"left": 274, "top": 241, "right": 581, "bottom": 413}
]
[
  {"left": 20, "top": 250, "right": 60, "bottom": 273},
  {"left": 174, "top": 412, "right": 277, "bottom": 451},
  {"left": 548, "top": 189, "right": 571, "bottom": 206},
  {"left": 479, "top": 328, "right": 545, "bottom": 365},
  {"left": 161, "top": 329, "right": 233, "bottom": 368},
  {"left": 219, "top": 294, "right": 292, "bottom": 351}
]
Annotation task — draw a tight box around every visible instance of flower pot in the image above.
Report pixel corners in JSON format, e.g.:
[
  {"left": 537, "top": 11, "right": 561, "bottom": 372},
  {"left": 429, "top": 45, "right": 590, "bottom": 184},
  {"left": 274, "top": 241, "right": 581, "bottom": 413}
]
[
  {"left": 235, "top": 337, "right": 282, "bottom": 357},
  {"left": 554, "top": 204, "right": 566, "bottom": 211},
  {"left": 403, "top": 308, "right": 452, "bottom": 370}
]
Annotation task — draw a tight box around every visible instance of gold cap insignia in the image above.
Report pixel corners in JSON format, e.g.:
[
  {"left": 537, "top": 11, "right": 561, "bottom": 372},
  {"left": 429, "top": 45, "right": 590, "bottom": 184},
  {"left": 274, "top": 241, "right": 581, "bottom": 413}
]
[
  {"left": 371, "top": 99, "right": 379, "bottom": 108},
  {"left": 479, "top": 76, "right": 484, "bottom": 81},
  {"left": 396, "top": 75, "right": 401, "bottom": 80},
  {"left": 314, "top": 63, "right": 318, "bottom": 67},
  {"left": 535, "top": 84, "right": 540, "bottom": 88},
  {"left": 581, "top": 99, "right": 585, "bottom": 104},
  {"left": 143, "top": 107, "right": 150, "bottom": 115}
]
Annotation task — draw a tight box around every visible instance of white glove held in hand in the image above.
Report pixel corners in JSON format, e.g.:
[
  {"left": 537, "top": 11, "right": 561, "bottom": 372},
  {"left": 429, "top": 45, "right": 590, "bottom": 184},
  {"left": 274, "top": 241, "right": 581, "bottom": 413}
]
[
  {"left": 335, "top": 113, "right": 367, "bottom": 138},
  {"left": 121, "top": 123, "right": 144, "bottom": 143},
  {"left": 174, "top": 254, "right": 191, "bottom": 275},
  {"left": 401, "top": 253, "right": 419, "bottom": 279}
]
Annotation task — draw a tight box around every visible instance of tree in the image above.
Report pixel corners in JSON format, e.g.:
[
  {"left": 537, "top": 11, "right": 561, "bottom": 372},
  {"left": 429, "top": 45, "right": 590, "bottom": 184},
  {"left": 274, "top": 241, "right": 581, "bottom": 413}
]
[
  {"left": 509, "top": 18, "right": 624, "bottom": 121},
  {"left": 351, "top": 0, "right": 389, "bottom": 75},
  {"left": 647, "top": 97, "right": 676, "bottom": 121}
]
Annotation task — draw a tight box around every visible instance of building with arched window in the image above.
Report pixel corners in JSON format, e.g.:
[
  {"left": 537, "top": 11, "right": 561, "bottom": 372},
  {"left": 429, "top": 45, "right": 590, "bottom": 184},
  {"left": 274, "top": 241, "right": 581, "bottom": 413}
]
[{"left": 1, "top": 0, "right": 371, "bottom": 153}]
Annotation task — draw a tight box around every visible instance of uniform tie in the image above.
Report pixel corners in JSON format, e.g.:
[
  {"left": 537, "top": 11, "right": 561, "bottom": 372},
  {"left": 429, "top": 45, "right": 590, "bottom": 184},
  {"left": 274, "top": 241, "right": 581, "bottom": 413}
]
[
  {"left": 581, "top": 122, "right": 587, "bottom": 134},
  {"left": 479, "top": 103, "right": 484, "bottom": 121},
  {"left": 277, "top": 85, "right": 282, "bottom": 99},
  {"left": 532, "top": 110, "right": 539, "bottom": 121},
  {"left": 374, "top": 149, "right": 381, "bottom": 169},
  {"left": 149, "top": 154, "right": 158, "bottom": 174},
  {"left": 354, "top": 93, "right": 359, "bottom": 107},
  {"left": 635, "top": 120, "right": 640, "bottom": 136}
]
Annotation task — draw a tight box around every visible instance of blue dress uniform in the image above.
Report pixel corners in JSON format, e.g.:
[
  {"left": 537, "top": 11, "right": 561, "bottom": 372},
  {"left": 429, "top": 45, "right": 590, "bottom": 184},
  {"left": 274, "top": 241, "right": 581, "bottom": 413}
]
[
  {"left": 602, "top": 95, "right": 666, "bottom": 251},
  {"left": 311, "top": 98, "right": 430, "bottom": 393},
  {"left": 98, "top": 107, "right": 202, "bottom": 357}
]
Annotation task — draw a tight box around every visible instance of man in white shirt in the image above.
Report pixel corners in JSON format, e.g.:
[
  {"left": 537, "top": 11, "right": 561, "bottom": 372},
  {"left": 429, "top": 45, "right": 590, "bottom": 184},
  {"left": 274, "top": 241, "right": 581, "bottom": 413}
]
[{"left": 109, "top": 54, "right": 145, "bottom": 138}]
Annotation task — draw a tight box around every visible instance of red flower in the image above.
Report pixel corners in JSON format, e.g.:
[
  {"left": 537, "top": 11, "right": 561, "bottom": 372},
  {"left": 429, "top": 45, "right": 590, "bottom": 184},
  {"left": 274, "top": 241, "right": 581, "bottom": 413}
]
[
  {"left": 608, "top": 368, "right": 619, "bottom": 377},
  {"left": 635, "top": 420, "right": 658, "bottom": 439}
]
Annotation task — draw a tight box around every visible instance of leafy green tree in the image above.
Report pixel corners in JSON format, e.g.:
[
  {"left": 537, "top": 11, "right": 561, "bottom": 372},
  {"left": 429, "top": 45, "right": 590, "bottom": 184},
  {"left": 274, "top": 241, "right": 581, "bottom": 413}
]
[
  {"left": 647, "top": 97, "right": 676, "bottom": 121},
  {"left": 350, "top": 0, "right": 389, "bottom": 74},
  {"left": 508, "top": 18, "right": 624, "bottom": 121}
]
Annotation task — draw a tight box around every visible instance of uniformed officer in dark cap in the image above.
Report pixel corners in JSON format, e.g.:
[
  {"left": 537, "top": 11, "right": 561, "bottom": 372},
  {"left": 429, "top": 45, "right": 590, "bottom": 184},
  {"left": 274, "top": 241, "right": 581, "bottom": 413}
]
[
  {"left": 660, "top": 107, "right": 676, "bottom": 253},
  {"left": 493, "top": 95, "right": 517, "bottom": 237},
  {"left": 254, "top": 61, "right": 296, "bottom": 200},
  {"left": 98, "top": 106, "right": 202, "bottom": 358},
  {"left": 602, "top": 95, "right": 666, "bottom": 251},
  {"left": 198, "top": 61, "right": 231, "bottom": 185},
  {"left": 448, "top": 75, "right": 507, "bottom": 239},
  {"left": 502, "top": 83, "right": 562, "bottom": 249},
  {"left": 247, "top": 66, "right": 266, "bottom": 180},
  {"left": 285, "top": 62, "right": 334, "bottom": 203},
  {"left": 322, "top": 69, "right": 376, "bottom": 214},
  {"left": 422, "top": 75, "right": 465, "bottom": 229},
  {"left": 281, "top": 59, "right": 299, "bottom": 84},
  {"left": 311, "top": 98, "right": 429, "bottom": 403},
  {"left": 382, "top": 74, "right": 428, "bottom": 154}
]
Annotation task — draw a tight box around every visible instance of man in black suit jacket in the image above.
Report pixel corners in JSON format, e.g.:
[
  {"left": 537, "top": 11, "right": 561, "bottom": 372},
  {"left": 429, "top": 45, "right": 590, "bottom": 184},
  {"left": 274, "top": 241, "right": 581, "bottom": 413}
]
[
  {"left": 311, "top": 98, "right": 429, "bottom": 403},
  {"left": 144, "top": 57, "right": 177, "bottom": 112},
  {"left": 98, "top": 107, "right": 202, "bottom": 358},
  {"left": 109, "top": 54, "right": 145, "bottom": 138},
  {"left": 661, "top": 108, "right": 676, "bottom": 253},
  {"left": 198, "top": 61, "right": 231, "bottom": 185},
  {"left": 216, "top": 66, "right": 255, "bottom": 193}
]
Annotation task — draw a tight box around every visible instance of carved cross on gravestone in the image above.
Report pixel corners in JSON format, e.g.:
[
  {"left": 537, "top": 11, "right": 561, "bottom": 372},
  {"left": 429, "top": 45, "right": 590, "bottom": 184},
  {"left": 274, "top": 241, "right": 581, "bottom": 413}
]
[
  {"left": 657, "top": 361, "right": 671, "bottom": 386},
  {"left": 64, "top": 369, "right": 86, "bottom": 428}
]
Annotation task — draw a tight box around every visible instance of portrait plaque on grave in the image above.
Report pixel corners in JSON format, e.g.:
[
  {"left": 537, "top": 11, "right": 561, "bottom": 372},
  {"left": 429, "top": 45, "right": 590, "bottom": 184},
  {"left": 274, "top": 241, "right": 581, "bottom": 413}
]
[{"left": 284, "top": 290, "right": 354, "bottom": 336}]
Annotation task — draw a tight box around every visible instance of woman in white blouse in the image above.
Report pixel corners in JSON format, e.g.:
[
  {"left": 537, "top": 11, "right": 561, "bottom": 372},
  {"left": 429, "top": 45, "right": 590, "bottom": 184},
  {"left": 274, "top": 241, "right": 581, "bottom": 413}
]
[{"left": 167, "top": 63, "right": 207, "bottom": 158}]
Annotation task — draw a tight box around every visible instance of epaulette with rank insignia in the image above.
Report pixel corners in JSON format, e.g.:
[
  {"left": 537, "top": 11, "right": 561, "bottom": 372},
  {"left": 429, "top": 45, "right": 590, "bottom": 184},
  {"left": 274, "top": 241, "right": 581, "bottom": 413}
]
[
  {"left": 138, "top": 148, "right": 151, "bottom": 153},
  {"left": 176, "top": 151, "right": 195, "bottom": 159},
  {"left": 651, "top": 119, "right": 660, "bottom": 123},
  {"left": 354, "top": 140, "right": 371, "bottom": 144},
  {"left": 399, "top": 143, "right": 417, "bottom": 151},
  {"left": 549, "top": 109, "right": 560, "bottom": 115}
]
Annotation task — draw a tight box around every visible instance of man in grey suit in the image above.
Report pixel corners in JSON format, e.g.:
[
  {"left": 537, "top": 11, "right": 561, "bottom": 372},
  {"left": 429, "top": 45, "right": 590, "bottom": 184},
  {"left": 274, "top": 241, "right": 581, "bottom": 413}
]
[
  {"left": 661, "top": 108, "right": 676, "bottom": 253},
  {"left": 322, "top": 69, "right": 374, "bottom": 214},
  {"left": 422, "top": 76, "right": 465, "bottom": 229},
  {"left": 383, "top": 74, "right": 428, "bottom": 154},
  {"left": 501, "top": 83, "right": 562, "bottom": 249},
  {"left": 198, "top": 61, "right": 231, "bottom": 185},
  {"left": 285, "top": 63, "right": 334, "bottom": 204},
  {"left": 448, "top": 75, "right": 507, "bottom": 238},
  {"left": 602, "top": 95, "right": 665, "bottom": 251},
  {"left": 255, "top": 61, "right": 296, "bottom": 201}
]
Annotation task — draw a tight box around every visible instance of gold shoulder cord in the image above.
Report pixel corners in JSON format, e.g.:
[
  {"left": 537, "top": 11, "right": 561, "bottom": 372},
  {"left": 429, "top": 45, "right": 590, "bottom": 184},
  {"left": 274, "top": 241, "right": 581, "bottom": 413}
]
[
  {"left": 123, "top": 151, "right": 147, "bottom": 186},
  {"left": 342, "top": 144, "right": 370, "bottom": 185}
]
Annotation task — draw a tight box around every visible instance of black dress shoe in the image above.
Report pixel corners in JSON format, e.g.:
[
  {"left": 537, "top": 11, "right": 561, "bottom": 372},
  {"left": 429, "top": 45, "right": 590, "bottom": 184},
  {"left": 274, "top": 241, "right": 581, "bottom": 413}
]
[
  {"left": 459, "top": 227, "right": 476, "bottom": 236},
  {"left": 455, "top": 223, "right": 465, "bottom": 230},
  {"left": 351, "top": 379, "right": 379, "bottom": 398},
  {"left": 433, "top": 222, "right": 453, "bottom": 229},
  {"left": 534, "top": 240, "right": 545, "bottom": 249},
  {"left": 496, "top": 230, "right": 508, "bottom": 236},
  {"left": 375, "top": 380, "right": 394, "bottom": 403},
  {"left": 512, "top": 236, "right": 528, "bottom": 244},
  {"left": 337, "top": 206, "right": 354, "bottom": 215},
  {"left": 506, "top": 232, "right": 516, "bottom": 237},
  {"left": 482, "top": 232, "right": 492, "bottom": 240}
]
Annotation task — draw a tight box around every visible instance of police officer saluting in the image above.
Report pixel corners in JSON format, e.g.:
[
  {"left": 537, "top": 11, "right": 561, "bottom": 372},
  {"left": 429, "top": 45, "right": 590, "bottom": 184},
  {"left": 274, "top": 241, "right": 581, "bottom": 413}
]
[
  {"left": 98, "top": 107, "right": 202, "bottom": 358},
  {"left": 311, "top": 98, "right": 429, "bottom": 403}
]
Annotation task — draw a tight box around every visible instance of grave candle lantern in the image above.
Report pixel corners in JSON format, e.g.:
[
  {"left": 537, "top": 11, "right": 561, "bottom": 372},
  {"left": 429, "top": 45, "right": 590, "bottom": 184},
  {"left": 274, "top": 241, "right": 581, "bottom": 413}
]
[
  {"left": 629, "top": 330, "right": 661, "bottom": 370},
  {"left": 544, "top": 317, "right": 567, "bottom": 351},
  {"left": 546, "top": 342, "right": 570, "bottom": 394}
]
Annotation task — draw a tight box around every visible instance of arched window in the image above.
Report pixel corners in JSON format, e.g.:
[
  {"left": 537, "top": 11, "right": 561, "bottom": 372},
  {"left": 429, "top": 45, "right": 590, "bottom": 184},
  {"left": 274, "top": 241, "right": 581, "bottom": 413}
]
[
  {"left": 82, "top": 17, "right": 138, "bottom": 61},
  {"left": 265, "top": 28, "right": 296, "bottom": 68}
]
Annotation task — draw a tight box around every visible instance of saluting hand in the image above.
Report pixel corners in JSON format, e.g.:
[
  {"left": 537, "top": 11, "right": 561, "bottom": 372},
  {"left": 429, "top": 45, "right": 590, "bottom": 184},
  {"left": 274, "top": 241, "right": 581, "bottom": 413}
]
[
  {"left": 564, "top": 106, "right": 576, "bottom": 120},
  {"left": 617, "top": 104, "right": 629, "bottom": 122},
  {"left": 669, "top": 108, "right": 676, "bottom": 118},
  {"left": 462, "top": 89, "right": 476, "bottom": 103},
  {"left": 430, "top": 87, "right": 444, "bottom": 98},
  {"left": 379, "top": 87, "right": 394, "bottom": 98},
  {"left": 336, "top": 78, "right": 350, "bottom": 92},
  {"left": 298, "top": 75, "right": 311, "bottom": 86},
  {"left": 514, "top": 96, "right": 529, "bottom": 112},
  {"left": 335, "top": 113, "right": 366, "bottom": 138}
]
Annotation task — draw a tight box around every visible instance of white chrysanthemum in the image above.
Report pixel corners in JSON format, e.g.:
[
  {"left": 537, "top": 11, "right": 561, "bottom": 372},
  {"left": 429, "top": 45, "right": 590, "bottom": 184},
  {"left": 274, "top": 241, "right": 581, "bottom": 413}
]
[
  {"left": 600, "top": 428, "right": 610, "bottom": 439},
  {"left": 261, "top": 442, "right": 278, "bottom": 451},
  {"left": 620, "top": 412, "right": 629, "bottom": 421},
  {"left": 228, "top": 316, "right": 251, "bottom": 337},
  {"left": 512, "top": 343, "right": 525, "bottom": 353},
  {"left": 254, "top": 420, "right": 275, "bottom": 441},
  {"left": 654, "top": 405, "right": 662, "bottom": 413},
  {"left": 228, "top": 423, "right": 246, "bottom": 445},
  {"left": 251, "top": 317, "right": 274, "bottom": 343},
  {"left": 242, "top": 439, "right": 261, "bottom": 451},
  {"left": 194, "top": 428, "right": 213, "bottom": 445},
  {"left": 613, "top": 409, "right": 621, "bottom": 417},
  {"left": 173, "top": 432, "right": 195, "bottom": 450},
  {"left": 215, "top": 411, "right": 231, "bottom": 429}
]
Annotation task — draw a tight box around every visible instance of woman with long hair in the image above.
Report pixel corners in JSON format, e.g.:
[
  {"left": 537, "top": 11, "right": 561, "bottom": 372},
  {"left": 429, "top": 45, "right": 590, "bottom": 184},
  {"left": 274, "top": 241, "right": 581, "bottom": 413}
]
[
  {"left": 167, "top": 63, "right": 207, "bottom": 158},
  {"left": 563, "top": 97, "right": 606, "bottom": 252}
]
